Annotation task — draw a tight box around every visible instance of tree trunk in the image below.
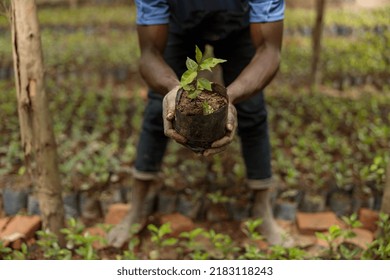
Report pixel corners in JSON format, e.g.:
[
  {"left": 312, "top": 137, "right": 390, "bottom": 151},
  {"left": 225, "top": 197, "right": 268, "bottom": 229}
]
[
  {"left": 310, "top": 0, "right": 326, "bottom": 93},
  {"left": 11, "top": 0, "right": 65, "bottom": 243},
  {"left": 380, "top": 163, "right": 390, "bottom": 215}
]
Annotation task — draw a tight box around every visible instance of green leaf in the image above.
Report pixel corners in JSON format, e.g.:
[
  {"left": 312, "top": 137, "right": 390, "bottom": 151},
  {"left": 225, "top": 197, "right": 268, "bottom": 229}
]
[
  {"left": 180, "top": 69, "right": 197, "bottom": 87},
  {"left": 188, "top": 89, "right": 201, "bottom": 99},
  {"left": 200, "top": 57, "right": 226, "bottom": 71},
  {"left": 195, "top": 45, "right": 203, "bottom": 64},
  {"left": 197, "top": 78, "right": 212, "bottom": 91},
  {"left": 147, "top": 224, "right": 159, "bottom": 234},
  {"left": 182, "top": 83, "right": 195, "bottom": 91},
  {"left": 186, "top": 57, "right": 198, "bottom": 71},
  {"left": 162, "top": 237, "right": 178, "bottom": 247},
  {"left": 315, "top": 232, "right": 327, "bottom": 241},
  {"left": 202, "top": 101, "right": 214, "bottom": 115}
]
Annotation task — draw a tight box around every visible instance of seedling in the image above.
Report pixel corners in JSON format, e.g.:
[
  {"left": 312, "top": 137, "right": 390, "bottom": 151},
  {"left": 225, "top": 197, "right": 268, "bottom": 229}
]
[
  {"left": 180, "top": 45, "right": 226, "bottom": 100},
  {"left": 315, "top": 213, "right": 362, "bottom": 259},
  {"left": 36, "top": 229, "right": 72, "bottom": 260},
  {"left": 203, "top": 229, "right": 239, "bottom": 259},
  {"left": 363, "top": 213, "right": 390, "bottom": 260},
  {"left": 207, "top": 190, "right": 232, "bottom": 204},
  {"left": 242, "top": 218, "right": 264, "bottom": 241},
  {"left": 0, "top": 241, "right": 12, "bottom": 260},
  {"left": 268, "top": 245, "right": 306, "bottom": 260},
  {"left": 179, "top": 228, "right": 208, "bottom": 259},
  {"left": 60, "top": 218, "right": 101, "bottom": 260},
  {"left": 147, "top": 223, "right": 178, "bottom": 259}
]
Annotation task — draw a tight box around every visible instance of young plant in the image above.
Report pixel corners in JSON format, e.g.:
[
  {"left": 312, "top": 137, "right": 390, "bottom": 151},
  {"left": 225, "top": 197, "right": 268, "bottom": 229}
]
[
  {"left": 10, "top": 243, "right": 29, "bottom": 260},
  {"left": 363, "top": 213, "right": 390, "bottom": 260},
  {"left": 60, "top": 218, "right": 100, "bottom": 260},
  {"left": 147, "top": 223, "right": 178, "bottom": 259},
  {"left": 268, "top": 245, "right": 306, "bottom": 260},
  {"left": 207, "top": 190, "right": 232, "bottom": 204},
  {"left": 315, "top": 213, "right": 362, "bottom": 259},
  {"left": 36, "top": 229, "right": 72, "bottom": 260},
  {"left": 179, "top": 227, "right": 207, "bottom": 259},
  {"left": 242, "top": 218, "right": 264, "bottom": 241},
  {"left": 239, "top": 219, "right": 266, "bottom": 260},
  {"left": 0, "top": 241, "right": 12, "bottom": 260},
  {"left": 180, "top": 45, "right": 226, "bottom": 100},
  {"left": 203, "top": 229, "right": 239, "bottom": 260}
]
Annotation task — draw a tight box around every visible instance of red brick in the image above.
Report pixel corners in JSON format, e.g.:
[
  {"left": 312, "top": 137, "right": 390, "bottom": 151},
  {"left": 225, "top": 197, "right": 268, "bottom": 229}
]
[
  {"left": 0, "top": 215, "right": 41, "bottom": 248},
  {"left": 359, "top": 208, "right": 379, "bottom": 232},
  {"left": 160, "top": 213, "right": 195, "bottom": 237},
  {"left": 0, "top": 217, "right": 11, "bottom": 233},
  {"left": 104, "top": 203, "right": 130, "bottom": 225},
  {"left": 84, "top": 227, "right": 107, "bottom": 249},
  {"left": 349, "top": 228, "right": 374, "bottom": 250},
  {"left": 296, "top": 212, "right": 344, "bottom": 235}
]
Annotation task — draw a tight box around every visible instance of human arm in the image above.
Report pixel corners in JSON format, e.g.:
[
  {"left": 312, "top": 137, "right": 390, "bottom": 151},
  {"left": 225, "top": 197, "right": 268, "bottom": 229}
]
[
  {"left": 137, "top": 24, "right": 180, "bottom": 95},
  {"left": 204, "top": 6, "right": 284, "bottom": 156},
  {"left": 137, "top": 25, "right": 186, "bottom": 143},
  {"left": 227, "top": 20, "right": 284, "bottom": 104}
]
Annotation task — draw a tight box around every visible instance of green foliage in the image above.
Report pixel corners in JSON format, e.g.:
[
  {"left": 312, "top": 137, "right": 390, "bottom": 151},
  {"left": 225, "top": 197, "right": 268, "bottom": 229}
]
[
  {"left": 10, "top": 243, "right": 29, "bottom": 260},
  {"left": 239, "top": 219, "right": 266, "bottom": 260},
  {"left": 61, "top": 218, "right": 101, "bottom": 260},
  {"left": 179, "top": 228, "right": 209, "bottom": 260},
  {"left": 36, "top": 230, "right": 72, "bottom": 260},
  {"left": 363, "top": 213, "right": 390, "bottom": 260},
  {"left": 180, "top": 46, "right": 226, "bottom": 100},
  {"left": 315, "top": 213, "right": 363, "bottom": 260},
  {"left": 268, "top": 245, "right": 306, "bottom": 260},
  {"left": 148, "top": 223, "right": 178, "bottom": 259},
  {"left": 0, "top": 241, "right": 12, "bottom": 260},
  {"left": 203, "top": 229, "right": 240, "bottom": 259},
  {"left": 242, "top": 218, "right": 263, "bottom": 241},
  {"left": 207, "top": 190, "right": 232, "bottom": 204}
]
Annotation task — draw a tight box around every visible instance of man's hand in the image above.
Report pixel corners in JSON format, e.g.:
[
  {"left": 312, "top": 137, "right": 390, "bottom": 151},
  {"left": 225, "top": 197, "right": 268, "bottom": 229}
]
[
  {"left": 203, "top": 102, "right": 237, "bottom": 156},
  {"left": 162, "top": 85, "right": 187, "bottom": 144}
]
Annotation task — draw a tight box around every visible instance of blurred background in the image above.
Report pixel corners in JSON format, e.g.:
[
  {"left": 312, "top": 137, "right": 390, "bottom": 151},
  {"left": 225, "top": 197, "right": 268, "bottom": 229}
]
[{"left": 0, "top": 0, "right": 389, "bottom": 224}]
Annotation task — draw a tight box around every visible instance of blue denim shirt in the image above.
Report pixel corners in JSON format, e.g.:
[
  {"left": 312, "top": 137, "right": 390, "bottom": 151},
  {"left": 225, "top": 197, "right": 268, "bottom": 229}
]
[{"left": 135, "top": 0, "right": 284, "bottom": 40}]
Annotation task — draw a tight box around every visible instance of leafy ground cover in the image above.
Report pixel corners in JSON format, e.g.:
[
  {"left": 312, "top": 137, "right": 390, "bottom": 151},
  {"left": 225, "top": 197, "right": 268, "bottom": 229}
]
[
  {"left": 1, "top": 213, "right": 389, "bottom": 260},
  {"left": 0, "top": 2, "right": 389, "bottom": 259}
]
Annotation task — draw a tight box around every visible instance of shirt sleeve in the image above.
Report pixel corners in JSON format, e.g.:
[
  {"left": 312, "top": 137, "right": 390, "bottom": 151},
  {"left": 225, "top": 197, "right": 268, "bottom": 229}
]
[
  {"left": 135, "top": 0, "right": 170, "bottom": 25},
  {"left": 248, "top": 0, "right": 285, "bottom": 23}
]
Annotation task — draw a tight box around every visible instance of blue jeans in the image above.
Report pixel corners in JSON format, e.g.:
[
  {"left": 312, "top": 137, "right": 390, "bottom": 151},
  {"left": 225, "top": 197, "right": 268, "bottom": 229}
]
[{"left": 134, "top": 27, "right": 272, "bottom": 180}]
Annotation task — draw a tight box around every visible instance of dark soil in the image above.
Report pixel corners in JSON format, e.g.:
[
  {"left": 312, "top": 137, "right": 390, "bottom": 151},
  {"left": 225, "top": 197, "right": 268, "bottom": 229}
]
[{"left": 177, "top": 90, "right": 227, "bottom": 116}]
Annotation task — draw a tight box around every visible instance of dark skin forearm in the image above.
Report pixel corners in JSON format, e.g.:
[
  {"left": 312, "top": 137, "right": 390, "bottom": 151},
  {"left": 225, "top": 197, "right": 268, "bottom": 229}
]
[
  {"left": 137, "top": 20, "right": 283, "bottom": 101},
  {"left": 137, "top": 25, "right": 179, "bottom": 95},
  {"left": 227, "top": 21, "right": 284, "bottom": 104}
]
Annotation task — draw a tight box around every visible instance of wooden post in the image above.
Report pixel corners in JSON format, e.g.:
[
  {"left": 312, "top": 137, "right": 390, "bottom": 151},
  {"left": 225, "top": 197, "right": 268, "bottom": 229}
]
[
  {"left": 11, "top": 0, "right": 65, "bottom": 243},
  {"left": 310, "top": 0, "right": 326, "bottom": 93}
]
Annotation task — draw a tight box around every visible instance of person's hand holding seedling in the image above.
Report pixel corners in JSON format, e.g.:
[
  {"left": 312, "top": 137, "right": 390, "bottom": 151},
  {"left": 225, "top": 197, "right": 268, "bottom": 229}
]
[
  {"left": 163, "top": 85, "right": 187, "bottom": 145},
  {"left": 162, "top": 46, "right": 237, "bottom": 156}
]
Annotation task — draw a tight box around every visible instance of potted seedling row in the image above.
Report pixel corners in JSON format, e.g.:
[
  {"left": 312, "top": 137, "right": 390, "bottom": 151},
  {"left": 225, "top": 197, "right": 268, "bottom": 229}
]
[{"left": 174, "top": 46, "right": 228, "bottom": 153}]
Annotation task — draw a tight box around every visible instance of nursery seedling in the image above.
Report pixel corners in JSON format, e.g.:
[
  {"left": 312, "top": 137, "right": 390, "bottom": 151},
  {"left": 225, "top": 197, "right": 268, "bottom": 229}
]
[
  {"left": 180, "top": 46, "right": 226, "bottom": 100},
  {"left": 147, "top": 223, "right": 178, "bottom": 259},
  {"left": 36, "top": 229, "right": 72, "bottom": 260}
]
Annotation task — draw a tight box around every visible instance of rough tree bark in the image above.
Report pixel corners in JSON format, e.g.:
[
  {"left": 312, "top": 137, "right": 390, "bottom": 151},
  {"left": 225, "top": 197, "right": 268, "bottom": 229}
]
[
  {"left": 310, "top": 0, "right": 326, "bottom": 93},
  {"left": 11, "top": 0, "right": 65, "bottom": 243}
]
